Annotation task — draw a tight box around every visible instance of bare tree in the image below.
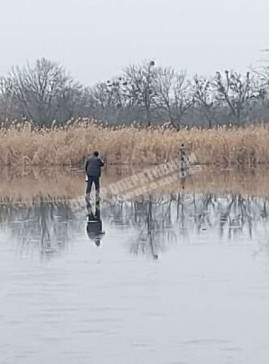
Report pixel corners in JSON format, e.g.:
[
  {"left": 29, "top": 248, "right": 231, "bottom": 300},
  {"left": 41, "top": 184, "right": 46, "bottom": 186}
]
[
  {"left": 0, "top": 76, "right": 14, "bottom": 122},
  {"left": 88, "top": 80, "right": 126, "bottom": 123},
  {"left": 123, "top": 60, "right": 157, "bottom": 127},
  {"left": 251, "top": 58, "right": 269, "bottom": 118},
  {"left": 173, "top": 72, "right": 193, "bottom": 129},
  {"left": 212, "top": 70, "right": 259, "bottom": 124},
  {"left": 2, "top": 57, "right": 269, "bottom": 127},
  {"left": 6, "top": 58, "right": 83, "bottom": 125},
  {"left": 193, "top": 75, "right": 217, "bottom": 128},
  {"left": 155, "top": 68, "right": 193, "bottom": 130},
  {"left": 254, "top": 51, "right": 269, "bottom": 91}
]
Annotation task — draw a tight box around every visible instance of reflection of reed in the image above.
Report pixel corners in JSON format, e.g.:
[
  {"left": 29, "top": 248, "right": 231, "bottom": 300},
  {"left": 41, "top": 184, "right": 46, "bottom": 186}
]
[
  {"left": 0, "top": 166, "right": 269, "bottom": 205},
  {"left": 0, "top": 166, "right": 87, "bottom": 203}
]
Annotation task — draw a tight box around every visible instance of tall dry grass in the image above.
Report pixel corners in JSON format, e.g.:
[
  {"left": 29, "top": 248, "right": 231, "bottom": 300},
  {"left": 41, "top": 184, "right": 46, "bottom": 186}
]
[{"left": 0, "top": 120, "right": 268, "bottom": 166}]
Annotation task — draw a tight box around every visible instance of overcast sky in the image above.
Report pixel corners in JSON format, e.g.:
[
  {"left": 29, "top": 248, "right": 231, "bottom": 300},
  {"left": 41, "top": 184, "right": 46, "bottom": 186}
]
[{"left": 0, "top": 0, "right": 268, "bottom": 84}]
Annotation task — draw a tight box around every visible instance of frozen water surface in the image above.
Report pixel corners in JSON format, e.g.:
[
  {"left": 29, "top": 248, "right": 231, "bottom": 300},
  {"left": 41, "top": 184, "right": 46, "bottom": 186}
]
[{"left": 0, "top": 167, "right": 269, "bottom": 364}]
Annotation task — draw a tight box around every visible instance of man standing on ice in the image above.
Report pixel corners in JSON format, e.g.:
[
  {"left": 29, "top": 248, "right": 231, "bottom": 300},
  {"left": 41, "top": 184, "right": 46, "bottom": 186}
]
[{"left": 85, "top": 151, "right": 105, "bottom": 200}]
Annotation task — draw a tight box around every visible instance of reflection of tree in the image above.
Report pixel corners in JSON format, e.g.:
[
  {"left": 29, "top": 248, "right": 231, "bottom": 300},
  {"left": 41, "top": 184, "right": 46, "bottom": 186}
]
[
  {"left": 0, "top": 198, "right": 79, "bottom": 259},
  {"left": 171, "top": 193, "right": 269, "bottom": 239},
  {"left": 130, "top": 196, "right": 177, "bottom": 259},
  {"left": 103, "top": 198, "right": 133, "bottom": 227},
  {"left": 0, "top": 193, "right": 268, "bottom": 259},
  {"left": 102, "top": 193, "right": 269, "bottom": 257}
]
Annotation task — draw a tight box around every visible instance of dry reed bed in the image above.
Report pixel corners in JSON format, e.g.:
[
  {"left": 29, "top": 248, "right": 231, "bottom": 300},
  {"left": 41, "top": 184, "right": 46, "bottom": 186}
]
[{"left": 0, "top": 121, "right": 269, "bottom": 166}]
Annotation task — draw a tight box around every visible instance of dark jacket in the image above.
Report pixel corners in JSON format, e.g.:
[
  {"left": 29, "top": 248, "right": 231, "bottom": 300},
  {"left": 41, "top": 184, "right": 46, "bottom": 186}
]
[{"left": 85, "top": 156, "right": 104, "bottom": 177}]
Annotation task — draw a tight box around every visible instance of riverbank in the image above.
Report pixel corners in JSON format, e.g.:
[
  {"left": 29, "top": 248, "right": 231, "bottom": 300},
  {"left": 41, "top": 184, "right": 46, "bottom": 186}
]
[{"left": 0, "top": 121, "right": 269, "bottom": 166}]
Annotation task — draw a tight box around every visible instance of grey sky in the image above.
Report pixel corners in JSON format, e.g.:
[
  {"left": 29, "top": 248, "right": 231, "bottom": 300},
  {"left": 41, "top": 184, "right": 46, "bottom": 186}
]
[{"left": 0, "top": 0, "right": 268, "bottom": 85}]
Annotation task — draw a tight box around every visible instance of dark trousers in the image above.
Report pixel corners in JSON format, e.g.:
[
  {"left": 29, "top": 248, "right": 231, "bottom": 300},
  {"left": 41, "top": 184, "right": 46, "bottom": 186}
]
[{"left": 86, "top": 176, "right": 100, "bottom": 195}]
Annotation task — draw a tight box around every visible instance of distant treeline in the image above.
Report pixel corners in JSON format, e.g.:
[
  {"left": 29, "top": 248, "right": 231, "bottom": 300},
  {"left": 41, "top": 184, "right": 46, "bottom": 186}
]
[{"left": 1, "top": 57, "right": 269, "bottom": 128}]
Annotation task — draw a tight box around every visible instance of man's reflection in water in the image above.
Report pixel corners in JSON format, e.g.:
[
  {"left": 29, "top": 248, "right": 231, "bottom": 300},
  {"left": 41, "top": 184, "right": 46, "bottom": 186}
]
[{"left": 86, "top": 197, "right": 105, "bottom": 246}]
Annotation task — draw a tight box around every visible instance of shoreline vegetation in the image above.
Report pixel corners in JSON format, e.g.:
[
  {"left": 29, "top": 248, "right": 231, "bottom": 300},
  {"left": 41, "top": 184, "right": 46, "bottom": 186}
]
[{"left": 0, "top": 121, "right": 269, "bottom": 167}]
